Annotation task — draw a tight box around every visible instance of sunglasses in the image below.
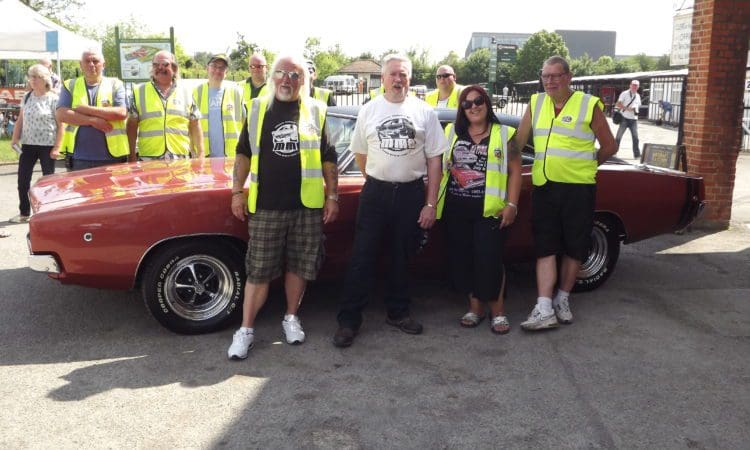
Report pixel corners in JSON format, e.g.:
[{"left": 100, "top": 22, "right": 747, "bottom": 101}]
[
  {"left": 272, "top": 70, "right": 301, "bottom": 81},
  {"left": 460, "top": 97, "right": 485, "bottom": 109},
  {"left": 435, "top": 73, "right": 454, "bottom": 79},
  {"left": 249, "top": 64, "right": 267, "bottom": 70}
]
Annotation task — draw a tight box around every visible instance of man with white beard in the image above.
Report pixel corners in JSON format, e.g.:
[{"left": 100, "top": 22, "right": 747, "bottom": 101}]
[{"left": 227, "top": 55, "right": 339, "bottom": 360}]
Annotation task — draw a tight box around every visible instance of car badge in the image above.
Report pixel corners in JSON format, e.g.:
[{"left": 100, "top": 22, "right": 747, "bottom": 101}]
[{"left": 561, "top": 115, "right": 573, "bottom": 123}]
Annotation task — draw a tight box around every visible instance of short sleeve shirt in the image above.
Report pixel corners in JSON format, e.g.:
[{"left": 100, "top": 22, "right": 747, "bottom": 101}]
[{"left": 21, "top": 92, "right": 58, "bottom": 146}]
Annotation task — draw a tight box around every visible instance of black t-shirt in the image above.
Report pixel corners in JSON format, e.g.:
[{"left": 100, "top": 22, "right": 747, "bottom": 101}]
[
  {"left": 236, "top": 100, "right": 337, "bottom": 210},
  {"left": 250, "top": 82, "right": 266, "bottom": 99},
  {"left": 444, "top": 133, "right": 489, "bottom": 218}
]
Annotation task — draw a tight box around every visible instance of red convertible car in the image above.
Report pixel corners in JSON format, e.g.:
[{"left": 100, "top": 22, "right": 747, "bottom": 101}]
[{"left": 27, "top": 107, "right": 705, "bottom": 334}]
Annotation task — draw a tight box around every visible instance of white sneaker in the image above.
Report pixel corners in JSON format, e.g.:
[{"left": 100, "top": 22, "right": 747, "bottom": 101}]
[
  {"left": 520, "top": 305, "right": 559, "bottom": 331},
  {"left": 553, "top": 297, "right": 573, "bottom": 324},
  {"left": 227, "top": 329, "right": 254, "bottom": 360},
  {"left": 8, "top": 214, "right": 30, "bottom": 223},
  {"left": 282, "top": 315, "right": 305, "bottom": 345}
]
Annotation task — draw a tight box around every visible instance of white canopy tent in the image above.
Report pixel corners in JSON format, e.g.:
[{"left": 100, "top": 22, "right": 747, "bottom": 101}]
[{"left": 0, "top": 0, "right": 101, "bottom": 71}]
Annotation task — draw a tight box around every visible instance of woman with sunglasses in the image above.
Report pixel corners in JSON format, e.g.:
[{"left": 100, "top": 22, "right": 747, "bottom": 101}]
[{"left": 435, "top": 85, "right": 522, "bottom": 334}]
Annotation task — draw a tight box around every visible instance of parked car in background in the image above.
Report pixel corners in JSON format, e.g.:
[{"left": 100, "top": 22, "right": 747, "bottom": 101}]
[
  {"left": 323, "top": 75, "right": 356, "bottom": 94},
  {"left": 27, "top": 106, "right": 705, "bottom": 335},
  {"left": 410, "top": 85, "right": 427, "bottom": 99}
]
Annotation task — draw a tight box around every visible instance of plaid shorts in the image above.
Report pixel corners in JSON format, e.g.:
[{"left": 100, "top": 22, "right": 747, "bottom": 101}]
[{"left": 245, "top": 208, "right": 324, "bottom": 283}]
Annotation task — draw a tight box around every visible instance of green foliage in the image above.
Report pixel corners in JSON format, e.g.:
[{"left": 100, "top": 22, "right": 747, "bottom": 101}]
[
  {"left": 20, "top": 0, "right": 85, "bottom": 26},
  {"left": 459, "top": 48, "right": 490, "bottom": 85},
  {"left": 511, "top": 30, "right": 569, "bottom": 82},
  {"left": 570, "top": 53, "right": 595, "bottom": 77},
  {"left": 405, "top": 48, "right": 435, "bottom": 86},
  {"left": 592, "top": 56, "right": 616, "bottom": 75},
  {"left": 0, "top": 138, "right": 19, "bottom": 163},
  {"left": 304, "top": 37, "right": 321, "bottom": 61},
  {"left": 311, "top": 43, "right": 350, "bottom": 84},
  {"left": 655, "top": 54, "right": 672, "bottom": 70}
]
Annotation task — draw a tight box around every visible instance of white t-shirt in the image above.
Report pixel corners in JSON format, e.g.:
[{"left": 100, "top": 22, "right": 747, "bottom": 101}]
[
  {"left": 350, "top": 95, "right": 448, "bottom": 182},
  {"left": 617, "top": 89, "right": 642, "bottom": 120}
]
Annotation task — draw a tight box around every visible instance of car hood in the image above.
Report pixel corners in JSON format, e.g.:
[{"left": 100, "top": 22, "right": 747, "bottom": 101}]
[{"left": 30, "top": 158, "right": 234, "bottom": 213}]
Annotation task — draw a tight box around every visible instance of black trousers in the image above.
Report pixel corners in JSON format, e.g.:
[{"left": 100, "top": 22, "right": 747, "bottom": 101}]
[
  {"left": 337, "top": 176, "right": 425, "bottom": 329},
  {"left": 17, "top": 144, "right": 55, "bottom": 216}
]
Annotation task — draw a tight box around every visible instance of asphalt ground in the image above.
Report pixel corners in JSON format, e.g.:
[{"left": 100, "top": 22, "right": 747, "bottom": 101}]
[{"left": 1, "top": 121, "right": 748, "bottom": 448}]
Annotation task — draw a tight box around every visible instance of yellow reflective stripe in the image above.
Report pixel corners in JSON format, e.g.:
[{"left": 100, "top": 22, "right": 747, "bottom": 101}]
[
  {"left": 165, "top": 127, "right": 189, "bottom": 136},
  {"left": 140, "top": 130, "right": 164, "bottom": 137},
  {"left": 106, "top": 129, "right": 127, "bottom": 136},
  {"left": 532, "top": 93, "right": 545, "bottom": 130},
  {"left": 224, "top": 132, "right": 239, "bottom": 139},
  {"left": 247, "top": 100, "right": 262, "bottom": 155},
  {"left": 249, "top": 173, "right": 258, "bottom": 182},
  {"left": 166, "top": 109, "right": 189, "bottom": 118}
]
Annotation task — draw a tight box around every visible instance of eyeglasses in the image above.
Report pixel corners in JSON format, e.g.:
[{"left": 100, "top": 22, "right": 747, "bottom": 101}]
[
  {"left": 435, "top": 73, "right": 454, "bottom": 79},
  {"left": 249, "top": 64, "right": 267, "bottom": 70},
  {"left": 272, "top": 70, "right": 301, "bottom": 81},
  {"left": 540, "top": 72, "right": 567, "bottom": 81},
  {"left": 460, "top": 97, "right": 485, "bottom": 109},
  {"left": 152, "top": 61, "right": 173, "bottom": 68}
]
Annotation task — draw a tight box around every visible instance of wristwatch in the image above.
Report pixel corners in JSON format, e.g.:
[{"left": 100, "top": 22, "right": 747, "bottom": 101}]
[{"left": 326, "top": 193, "right": 339, "bottom": 202}]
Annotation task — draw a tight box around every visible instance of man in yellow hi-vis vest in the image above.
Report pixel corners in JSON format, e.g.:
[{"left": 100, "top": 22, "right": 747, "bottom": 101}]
[
  {"left": 305, "top": 60, "right": 336, "bottom": 106},
  {"left": 424, "top": 65, "right": 463, "bottom": 108},
  {"left": 227, "top": 55, "right": 339, "bottom": 360},
  {"left": 56, "top": 49, "right": 129, "bottom": 170},
  {"left": 126, "top": 50, "right": 204, "bottom": 161},
  {"left": 192, "top": 54, "right": 244, "bottom": 157},
  {"left": 238, "top": 53, "right": 269, "bottom": 107},
  {"left": 515, "top": 55, "right": 616, "bottom": 331}
]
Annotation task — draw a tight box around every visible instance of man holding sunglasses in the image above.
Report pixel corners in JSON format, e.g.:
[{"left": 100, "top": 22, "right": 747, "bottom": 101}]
[
  {"left": 425, "top": 65, "right": 463, "bottom": 108},
  {"left": 238, "top": 53, "right": 270, "bottom": 106},
  {"left": 515, "top": 55, "right": 616, "bottom": 331},
  {"left": 228, "top": 55, "right": 339, "bottom": 360},
  {"left": 127, "top": 50, "right": 204, "bottom": 160},
  {"left": 333, "top": 54, "right": 448, "bottom": 348}
]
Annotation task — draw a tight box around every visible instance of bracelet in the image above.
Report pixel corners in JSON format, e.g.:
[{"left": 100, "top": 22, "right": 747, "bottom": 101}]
[
  {"left": 326, "top": 193, "right": 339, "bottom": 202},
  {"left": 425, "top": 203, "right": 435, "bottom": 209},
  {"left": 506, "top": 202, "right": 517, "bottom": 209}
]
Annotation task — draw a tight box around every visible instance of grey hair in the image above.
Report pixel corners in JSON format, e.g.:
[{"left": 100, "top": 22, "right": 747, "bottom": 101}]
[
  {"left": 267, "top": 54, "right": 310, "bottom": 108},
  {"left": 150, "top": 50, "right": 180, "bottom": 81},
  {"left": 543, "top": 55, "right": 570, "bottom": 74},
  {"left": 381, "top": 53, "right": 412, "bottom": 78},
  {"left": 81, "top": 47, "right": 104, "bottom": 62},
  {"left": 27, "top": 64, "right": 53, "bottom": 90}
]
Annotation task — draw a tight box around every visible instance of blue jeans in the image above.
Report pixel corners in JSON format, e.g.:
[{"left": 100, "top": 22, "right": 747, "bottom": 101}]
[
  {"left": 337, "top": 176, "right": 425, "bottom": 329},
  {"left": 615, "top": 118, "right": 640, "bottom": 158}
]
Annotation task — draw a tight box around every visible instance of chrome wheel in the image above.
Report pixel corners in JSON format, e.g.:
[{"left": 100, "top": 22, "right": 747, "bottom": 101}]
[
  {"left": 163, "top": 254, "right": 235, "bottom": 321},
  {"left": 579, "top": 225, "right": 608, "bottom": 279}
]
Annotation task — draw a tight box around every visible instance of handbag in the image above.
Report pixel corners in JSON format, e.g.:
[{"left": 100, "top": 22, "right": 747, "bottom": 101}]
[{"left": 613, "top": 92, "right": 636, "bottom": 125}]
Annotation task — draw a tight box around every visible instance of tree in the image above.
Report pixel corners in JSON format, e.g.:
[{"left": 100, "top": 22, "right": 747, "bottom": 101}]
[
  {"left": 313, "top": 44, "right": 349, "bottom": 82},
  {"left": 304, "top": 37, "right": 321, "bottom": 61},
  {"left": 654, "top": 54, "right": 672, "bottom": 70},
  {"left": 228, "top": 33, "right": 259, "bottom": 72},
  {"left": 570, "top": 53, "right": 595, "bottom": 77},
  {"left": 459, "top": 48, "right": 490, "bottom": 85},
  {"left": 592, "top": 56, "right": 616, "bottom": 75},
  {"left": 357, "top": 52, "right": 374, "bottom": 60},
  {"left": 20, "top": 0, "right": 84, "bottom": 26},
  {"left": 405, "top": 48, "right": 434, "bottom": 86},
  {"left": 511, "top": 30, "right": 569, "bottom": 82}
]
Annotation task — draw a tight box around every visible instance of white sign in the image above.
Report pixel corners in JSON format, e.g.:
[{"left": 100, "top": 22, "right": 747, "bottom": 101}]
[
  {"left": 119, "top": 42, "right": 173, "bottom": 81},
  {"left": 671, "top": 12, "right": 693, "bottom": 66}
]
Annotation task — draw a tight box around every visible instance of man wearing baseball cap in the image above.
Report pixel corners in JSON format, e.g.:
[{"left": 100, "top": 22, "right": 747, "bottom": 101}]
[{"left": 192, "top": 53, "right": 245, "bottom": 157}]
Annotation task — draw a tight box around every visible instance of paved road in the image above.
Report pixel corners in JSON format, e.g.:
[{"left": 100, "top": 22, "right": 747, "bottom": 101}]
[{"left": 1, "top": 151, "right": 748, "bottom": 448}]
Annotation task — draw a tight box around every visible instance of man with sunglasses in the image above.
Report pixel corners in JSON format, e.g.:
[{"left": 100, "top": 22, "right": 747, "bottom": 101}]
[
  {"left": 333, "top": 54, "right": 448, "bottom": 348},
  {"left": 238, "top": 53, "right": 270, "bottom": 106},
  {"left": 227, "top": 55, "right": 339, "bottom": 360},
  {"left": 192, "top": 54, "right": 244, "bottom": 157},
  {"left": 305, "top": 60, "right": 336, "bottom": 106},
  {"left": 515, "top": 55, "right": 616, "bottom": 331},
  {"left": 425, "top": 65, "right": 463, "bottom": 108},
  {"left": 127, "top": 50, "right": 204, "bottom": 160}
]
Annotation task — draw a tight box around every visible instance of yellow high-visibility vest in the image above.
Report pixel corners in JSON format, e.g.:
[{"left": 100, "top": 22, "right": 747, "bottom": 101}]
[
  {"left": 311, "top": 87, "right": 332, "bottom": 104},
  {"left": 530, "top": 91, "right": 601, "bottom": 185},
  {"left": 245, "top": 97, "right": 327, "bottom": 213},
  {"left": 425, "top": 84, "right": 464, "bottom": 108},
  {"left": 61, "top": 77, "right": 128, "bottom": 157},
  {"left": 193, "top": 81, "right": 244, "bottom": 157},
  {"left": 238, "top": 80, "right": 269, "bottom": 104},
  {"left": 436, "top": 122, "right": 513, "bottom": 219},
  {"left": 133, "top": 82, "right": 194, "bottom": 157}
]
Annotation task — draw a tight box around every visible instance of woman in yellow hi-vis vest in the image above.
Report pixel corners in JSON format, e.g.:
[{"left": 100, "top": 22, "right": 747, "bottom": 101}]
[{"left": 436, "top": 85, "right": 522, "bottom": 335}]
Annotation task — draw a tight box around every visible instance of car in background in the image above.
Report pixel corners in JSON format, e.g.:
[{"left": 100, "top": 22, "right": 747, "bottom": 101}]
[
  {"left": 410, "top": 85, "right": 427, "bottom": 99},
  {"left": 27, "top": 106, "right": 705, "bottom": 335}
]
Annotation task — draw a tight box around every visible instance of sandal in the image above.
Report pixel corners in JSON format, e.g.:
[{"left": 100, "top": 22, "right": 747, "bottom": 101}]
[
  {"left": 490, "top": 315, "right": 510, "bottom": 335},
  {"left": 460, "top": 312, "right": 486, "bottom": 328}
]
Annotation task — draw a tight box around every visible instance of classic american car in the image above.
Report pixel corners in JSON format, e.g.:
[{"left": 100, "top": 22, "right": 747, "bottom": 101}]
[{"left": 27, "top": 106, "right": 705, "bottom": 334}]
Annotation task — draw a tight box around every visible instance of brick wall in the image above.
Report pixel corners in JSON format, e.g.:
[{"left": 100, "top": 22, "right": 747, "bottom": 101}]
[{"left": 684, "top": 0, "right": 750, "bottom": 229}]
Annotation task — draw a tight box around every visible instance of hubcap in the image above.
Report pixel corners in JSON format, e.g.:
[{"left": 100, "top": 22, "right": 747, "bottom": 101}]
[
  {"left": 579, "top": 226, "right": 608, "bottom": 279},
  {"left": 163, "top": 254, "right": 234, "bottom": 321}
]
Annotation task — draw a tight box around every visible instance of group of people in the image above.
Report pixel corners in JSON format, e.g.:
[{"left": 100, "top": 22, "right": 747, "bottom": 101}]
[
  {"left": 226, "top": 53, "right": 617, "bottom": 360},
  {"left": 8, "top": 48, "right": 335, "bottom": 223}
]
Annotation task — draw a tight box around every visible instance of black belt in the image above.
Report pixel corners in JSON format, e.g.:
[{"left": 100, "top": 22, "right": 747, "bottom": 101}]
[{"left": 366, "top": 175, "right": 423, "bottom": 188}]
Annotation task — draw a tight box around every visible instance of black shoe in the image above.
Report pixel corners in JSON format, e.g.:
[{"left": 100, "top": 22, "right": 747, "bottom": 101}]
[
  {"left": 386, "top": 316, "right": 423, "bottom": 335},
  {"left": 333, "top": 327, "right": 357, "bottom": 348}
]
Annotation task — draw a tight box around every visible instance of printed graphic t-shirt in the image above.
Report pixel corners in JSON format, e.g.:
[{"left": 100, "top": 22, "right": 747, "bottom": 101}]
[{"left": 445, "top": 132, "right": 489, "bottom": 218}]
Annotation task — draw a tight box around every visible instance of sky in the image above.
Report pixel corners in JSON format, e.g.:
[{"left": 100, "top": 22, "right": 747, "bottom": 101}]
[{"left": 79, "top": 0, "right": 693, "bottom": 62}]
